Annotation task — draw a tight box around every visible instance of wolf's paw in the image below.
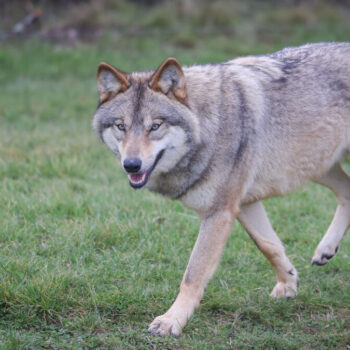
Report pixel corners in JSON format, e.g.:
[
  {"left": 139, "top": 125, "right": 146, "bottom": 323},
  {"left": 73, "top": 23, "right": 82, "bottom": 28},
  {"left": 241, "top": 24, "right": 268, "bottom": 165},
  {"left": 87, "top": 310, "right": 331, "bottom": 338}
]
[
  {"left": 311, "top": 245, "right": 338, "bottom": 266},
  {"left": 270, "top": 281, "right": 298, "bottom": 299},
  {"left": 148, "top": 313, "right": 183, "bottom": 337},
  {"left": 270, "top": 269, "right": 299, "bottom": 299}
]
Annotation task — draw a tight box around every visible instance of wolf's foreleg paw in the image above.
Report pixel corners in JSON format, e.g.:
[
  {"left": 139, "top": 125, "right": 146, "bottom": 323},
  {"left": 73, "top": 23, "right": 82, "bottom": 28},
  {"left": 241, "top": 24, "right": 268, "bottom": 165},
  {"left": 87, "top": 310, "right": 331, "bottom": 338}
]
[
  {"left": 148, "top": 313, "right": 183, "bottom": 337},
  {"left": 270, "top": 281, "right": 298, "bottom": 299},
  {"left": 270, "top": 269, "right": 299, "bottom": 299},
  {"left": 311, "top": 245, "right": 338, "bottom": 266}
]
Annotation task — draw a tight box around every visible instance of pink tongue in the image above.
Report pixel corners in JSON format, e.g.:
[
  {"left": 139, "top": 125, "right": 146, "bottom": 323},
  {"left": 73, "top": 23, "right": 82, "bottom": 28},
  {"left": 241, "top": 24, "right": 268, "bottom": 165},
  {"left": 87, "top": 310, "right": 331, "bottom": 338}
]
[{"left": 130, "top": 173, "right": 144, "bottom": 182}]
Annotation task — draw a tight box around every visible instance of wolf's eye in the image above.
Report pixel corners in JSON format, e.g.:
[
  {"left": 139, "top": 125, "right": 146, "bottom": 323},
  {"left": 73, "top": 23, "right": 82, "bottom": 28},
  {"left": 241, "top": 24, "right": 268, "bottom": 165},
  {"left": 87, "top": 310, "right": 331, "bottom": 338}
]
[
  {"left": 151, "top": 123, "right": 161, "bottom": 131},
  {"left": 114, "top": 122, "right": 126, "bottom": 131}
]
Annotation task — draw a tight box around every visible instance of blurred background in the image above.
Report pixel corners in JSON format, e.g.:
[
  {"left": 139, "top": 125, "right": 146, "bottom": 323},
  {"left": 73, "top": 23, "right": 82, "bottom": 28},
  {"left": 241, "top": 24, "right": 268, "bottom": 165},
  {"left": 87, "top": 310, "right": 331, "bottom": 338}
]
[{"left": 1, "top": 0, "right": 350, "bottom": 55}]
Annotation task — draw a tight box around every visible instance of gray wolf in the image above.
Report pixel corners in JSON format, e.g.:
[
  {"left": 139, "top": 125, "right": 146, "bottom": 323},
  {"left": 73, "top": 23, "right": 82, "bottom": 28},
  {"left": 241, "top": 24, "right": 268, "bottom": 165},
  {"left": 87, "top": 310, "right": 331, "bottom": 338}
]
[{"left": 92, "top": 42, "right": 350, "bottom": 336}]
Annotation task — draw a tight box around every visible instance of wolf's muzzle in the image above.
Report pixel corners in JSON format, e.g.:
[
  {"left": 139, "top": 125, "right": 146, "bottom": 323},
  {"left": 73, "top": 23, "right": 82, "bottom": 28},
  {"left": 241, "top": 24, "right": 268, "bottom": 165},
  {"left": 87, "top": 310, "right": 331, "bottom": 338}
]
[
  {"left": 128, "top": 149, "right": 165, "bottom": 189},
  {"left": 124, "top": 157, "right": 142, "bottom": 173}
]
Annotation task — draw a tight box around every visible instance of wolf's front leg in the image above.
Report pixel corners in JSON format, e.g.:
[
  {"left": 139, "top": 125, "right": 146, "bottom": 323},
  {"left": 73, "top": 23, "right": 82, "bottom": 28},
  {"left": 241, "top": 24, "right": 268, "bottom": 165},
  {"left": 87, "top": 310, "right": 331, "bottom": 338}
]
[
  {"left": 148, "top": 210, "right": 235, "bottom": 337},
  {"left": 238, "top": 201, "right": 299, "bottom": 298}
]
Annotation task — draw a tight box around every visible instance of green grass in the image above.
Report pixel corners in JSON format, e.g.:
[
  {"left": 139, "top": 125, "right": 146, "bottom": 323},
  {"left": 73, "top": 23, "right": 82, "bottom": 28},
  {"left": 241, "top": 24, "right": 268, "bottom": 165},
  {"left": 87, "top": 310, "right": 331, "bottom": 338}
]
[{"left": 1, "top": 30, "right": 350, "bottom": 349}]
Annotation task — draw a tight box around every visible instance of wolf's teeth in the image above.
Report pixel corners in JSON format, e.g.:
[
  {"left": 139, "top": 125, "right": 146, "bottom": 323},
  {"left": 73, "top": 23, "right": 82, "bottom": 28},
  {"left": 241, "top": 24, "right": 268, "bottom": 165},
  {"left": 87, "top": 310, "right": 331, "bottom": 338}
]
[{"left": 129, "top": 172, "right": 146, "bottom": 184}]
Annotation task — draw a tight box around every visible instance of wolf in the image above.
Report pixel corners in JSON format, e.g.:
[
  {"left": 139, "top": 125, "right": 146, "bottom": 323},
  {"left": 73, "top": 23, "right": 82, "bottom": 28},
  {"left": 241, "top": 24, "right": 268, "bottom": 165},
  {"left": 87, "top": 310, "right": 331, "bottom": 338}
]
[{"left": 92, "top": 42, "right": 350, "bottom": 336}]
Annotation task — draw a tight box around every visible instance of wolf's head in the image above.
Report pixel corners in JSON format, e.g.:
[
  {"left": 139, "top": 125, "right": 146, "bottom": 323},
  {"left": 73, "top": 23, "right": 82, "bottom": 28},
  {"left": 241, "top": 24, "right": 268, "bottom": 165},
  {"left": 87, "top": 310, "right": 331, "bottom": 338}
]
[{"left": 93, "top": 58, "right": 200, "bottom": 190}]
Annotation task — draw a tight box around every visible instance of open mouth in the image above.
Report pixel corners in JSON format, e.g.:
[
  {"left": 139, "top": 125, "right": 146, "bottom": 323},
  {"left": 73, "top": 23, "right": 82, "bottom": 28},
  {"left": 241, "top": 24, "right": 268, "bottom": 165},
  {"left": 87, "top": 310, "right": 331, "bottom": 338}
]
[
  {"left": 128, "top": 150, "right": 164, "bottom": 189},
  {"left": 128, "top": 172, "right": 148, "bottom": 188}
]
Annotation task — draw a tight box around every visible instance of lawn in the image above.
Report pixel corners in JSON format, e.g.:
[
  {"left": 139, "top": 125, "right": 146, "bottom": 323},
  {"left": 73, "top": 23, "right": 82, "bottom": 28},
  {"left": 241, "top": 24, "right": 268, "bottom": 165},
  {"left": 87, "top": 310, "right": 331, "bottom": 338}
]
[{"left": 1, "top": 27, "right": 350, "bottom": 349}]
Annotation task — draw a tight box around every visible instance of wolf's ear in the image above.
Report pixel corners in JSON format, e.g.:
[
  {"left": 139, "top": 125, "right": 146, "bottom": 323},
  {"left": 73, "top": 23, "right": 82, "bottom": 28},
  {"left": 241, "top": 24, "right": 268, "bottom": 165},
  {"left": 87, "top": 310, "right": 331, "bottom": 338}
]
[
  {"left": 97, "top": 63, "right": 130, "bottom": 103},
  {"left": 149, "top": 58, "right": 187, "bottom": 104}
]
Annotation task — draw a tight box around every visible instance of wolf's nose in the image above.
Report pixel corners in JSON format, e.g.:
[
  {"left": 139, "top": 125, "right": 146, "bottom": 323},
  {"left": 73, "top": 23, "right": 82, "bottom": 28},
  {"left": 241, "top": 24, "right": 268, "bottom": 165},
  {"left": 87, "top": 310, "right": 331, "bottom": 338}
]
[{"left": 123, "top": 158, "right": 142, "bottom": 173}]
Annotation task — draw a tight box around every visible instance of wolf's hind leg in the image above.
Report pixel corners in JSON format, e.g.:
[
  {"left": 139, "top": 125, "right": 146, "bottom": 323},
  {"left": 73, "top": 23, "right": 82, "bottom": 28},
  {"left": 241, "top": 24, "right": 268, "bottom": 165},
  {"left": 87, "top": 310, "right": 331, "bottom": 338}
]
[
  {"left": 238, "top": 201, "right": 298, "bottom": 298},
  {"left": 312, "top": 163, "right": 350, "bottom": 265}
]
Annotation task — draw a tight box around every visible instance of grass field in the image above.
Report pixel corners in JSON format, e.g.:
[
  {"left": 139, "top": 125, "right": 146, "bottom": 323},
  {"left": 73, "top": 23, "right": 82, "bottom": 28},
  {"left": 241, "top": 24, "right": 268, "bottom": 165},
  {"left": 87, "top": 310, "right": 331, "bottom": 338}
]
[{"left": 1, "top": 25, "right": 350, "bottom": 349}]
